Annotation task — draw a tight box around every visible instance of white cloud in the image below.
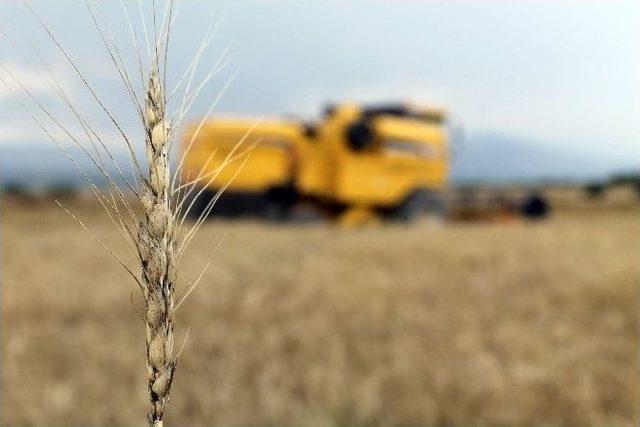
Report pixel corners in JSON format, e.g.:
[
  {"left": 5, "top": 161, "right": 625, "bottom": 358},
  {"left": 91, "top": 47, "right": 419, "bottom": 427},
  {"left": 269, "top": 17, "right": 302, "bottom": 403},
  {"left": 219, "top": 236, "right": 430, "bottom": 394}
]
[
  {"left": 0, "top": 62, "right": 59, "bottom": 101},
  {"left": 0, "top": 60, "right": 138, "bottom": 154},
  {"left": 0, "top": 122, "right": 40, "bottom": 143}
]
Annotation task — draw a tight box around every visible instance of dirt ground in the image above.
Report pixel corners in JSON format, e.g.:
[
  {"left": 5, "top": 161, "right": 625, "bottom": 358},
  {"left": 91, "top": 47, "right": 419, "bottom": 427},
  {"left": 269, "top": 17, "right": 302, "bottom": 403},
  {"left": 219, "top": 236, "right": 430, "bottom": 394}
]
[{"left": 2, "top": 189, "right": 638, "bottom": 427}]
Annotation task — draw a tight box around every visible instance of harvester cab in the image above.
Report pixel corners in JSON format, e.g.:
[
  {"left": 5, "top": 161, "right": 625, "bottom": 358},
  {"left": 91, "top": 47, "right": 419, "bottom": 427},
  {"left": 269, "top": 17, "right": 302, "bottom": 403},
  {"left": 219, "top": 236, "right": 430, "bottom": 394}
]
[{"left": 298, "top": 103, "right": 449, "bottom": 222}]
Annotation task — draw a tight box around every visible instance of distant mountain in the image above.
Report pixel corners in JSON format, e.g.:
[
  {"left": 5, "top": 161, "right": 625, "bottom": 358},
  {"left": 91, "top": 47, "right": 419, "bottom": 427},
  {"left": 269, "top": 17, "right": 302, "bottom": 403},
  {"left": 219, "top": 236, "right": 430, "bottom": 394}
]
[
  {"left": 450, "top": 132, "right": 611, "bottom": 184},
  {"left": 0, "top": 132, "right": 628, "bottom": 189},
  {"left": 0, "top": 144, "right": 134, "bottom": 188}
]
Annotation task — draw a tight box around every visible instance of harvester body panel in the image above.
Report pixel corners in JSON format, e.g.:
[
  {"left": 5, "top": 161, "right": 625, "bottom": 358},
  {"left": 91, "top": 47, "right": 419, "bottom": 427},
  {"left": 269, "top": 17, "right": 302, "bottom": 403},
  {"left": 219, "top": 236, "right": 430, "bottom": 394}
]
[{"left": 182, "top": 119, "right": 299, "bottom": 192}]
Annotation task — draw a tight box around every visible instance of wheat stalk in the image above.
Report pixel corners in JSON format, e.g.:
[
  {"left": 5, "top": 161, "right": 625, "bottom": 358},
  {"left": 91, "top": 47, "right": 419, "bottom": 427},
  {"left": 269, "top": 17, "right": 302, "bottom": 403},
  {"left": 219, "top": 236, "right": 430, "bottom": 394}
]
[{"left": 0, "top": 2, "right": 251, "bottom": 425}]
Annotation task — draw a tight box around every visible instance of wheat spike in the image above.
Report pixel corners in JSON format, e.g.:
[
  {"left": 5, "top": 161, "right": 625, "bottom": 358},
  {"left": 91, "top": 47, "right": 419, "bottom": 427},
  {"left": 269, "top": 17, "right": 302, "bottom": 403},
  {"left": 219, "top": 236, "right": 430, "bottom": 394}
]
[{"left": 139, "top": 64, "right": 176, "bottom": 427}]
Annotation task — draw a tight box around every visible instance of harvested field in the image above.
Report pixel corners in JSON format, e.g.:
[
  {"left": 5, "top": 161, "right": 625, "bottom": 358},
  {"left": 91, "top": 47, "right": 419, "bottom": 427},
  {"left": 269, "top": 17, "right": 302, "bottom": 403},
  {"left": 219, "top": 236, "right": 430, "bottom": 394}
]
[{"left": 2, "top": 193, "right": 638, "bottom": 427}]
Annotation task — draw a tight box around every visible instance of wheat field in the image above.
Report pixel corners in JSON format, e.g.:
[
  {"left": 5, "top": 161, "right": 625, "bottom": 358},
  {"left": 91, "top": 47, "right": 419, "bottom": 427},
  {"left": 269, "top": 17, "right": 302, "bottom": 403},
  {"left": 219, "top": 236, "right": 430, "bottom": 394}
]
[{"left": 2, "top": 190, "right": 638, "bottom": 427}]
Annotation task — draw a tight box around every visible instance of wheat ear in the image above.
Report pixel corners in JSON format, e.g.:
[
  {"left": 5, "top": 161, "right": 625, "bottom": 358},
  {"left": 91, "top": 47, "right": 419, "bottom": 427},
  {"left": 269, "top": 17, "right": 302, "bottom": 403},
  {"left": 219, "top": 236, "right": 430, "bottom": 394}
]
[{"left": 138, "top": 65, "right": 176, "bottom": 427}]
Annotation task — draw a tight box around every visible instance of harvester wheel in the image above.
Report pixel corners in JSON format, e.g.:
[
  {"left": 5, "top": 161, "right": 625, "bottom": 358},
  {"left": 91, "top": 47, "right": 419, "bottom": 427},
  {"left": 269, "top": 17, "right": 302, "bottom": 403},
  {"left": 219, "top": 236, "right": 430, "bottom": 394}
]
[
  {"left": 184, "top": 188, "right": 215, "bottom": 220},
  {"left": 520, "top": 193, "right": 550, "bottom": 220},
  {"left": 390, "top": 189, "right": 446, "bottom": 222},
  {"left": 262, "top": 185, "right": 298, "bottom": 221}
]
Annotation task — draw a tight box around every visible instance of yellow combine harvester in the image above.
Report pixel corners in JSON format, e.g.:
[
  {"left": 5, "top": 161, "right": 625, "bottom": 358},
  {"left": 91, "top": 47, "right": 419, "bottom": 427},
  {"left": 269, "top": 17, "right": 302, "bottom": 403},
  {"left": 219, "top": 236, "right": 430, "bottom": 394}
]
[{"left": 181, "top": 103, "right": 450, "bottom": 223}]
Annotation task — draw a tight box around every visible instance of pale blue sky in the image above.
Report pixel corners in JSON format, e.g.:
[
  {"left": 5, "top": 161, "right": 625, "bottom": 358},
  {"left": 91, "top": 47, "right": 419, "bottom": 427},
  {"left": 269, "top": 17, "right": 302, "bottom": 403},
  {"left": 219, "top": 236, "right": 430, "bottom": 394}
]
[{"left": 1, "top": 0, "right": 639, "bottom": 168}]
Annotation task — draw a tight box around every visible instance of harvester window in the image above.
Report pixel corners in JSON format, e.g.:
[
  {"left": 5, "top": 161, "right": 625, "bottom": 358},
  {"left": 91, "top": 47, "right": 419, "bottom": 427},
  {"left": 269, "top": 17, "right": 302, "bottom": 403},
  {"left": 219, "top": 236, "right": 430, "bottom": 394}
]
[{"left": 382, "top": 139, "right": 439, "bottom": 158}]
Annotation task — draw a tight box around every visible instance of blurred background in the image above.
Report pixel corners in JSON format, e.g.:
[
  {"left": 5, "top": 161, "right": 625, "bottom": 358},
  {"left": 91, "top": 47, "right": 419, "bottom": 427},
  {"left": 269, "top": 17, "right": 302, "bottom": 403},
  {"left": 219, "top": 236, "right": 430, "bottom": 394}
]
[{"left": 1, "top": 1, "right": 639, "bottom": 426}]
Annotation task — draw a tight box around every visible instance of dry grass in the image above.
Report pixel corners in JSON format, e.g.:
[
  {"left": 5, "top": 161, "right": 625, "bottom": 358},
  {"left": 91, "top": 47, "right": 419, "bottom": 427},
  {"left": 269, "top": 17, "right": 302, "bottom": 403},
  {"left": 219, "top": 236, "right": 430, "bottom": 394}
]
[{"left": 2, "top": 193, "right": 638, "bottom": 427}]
